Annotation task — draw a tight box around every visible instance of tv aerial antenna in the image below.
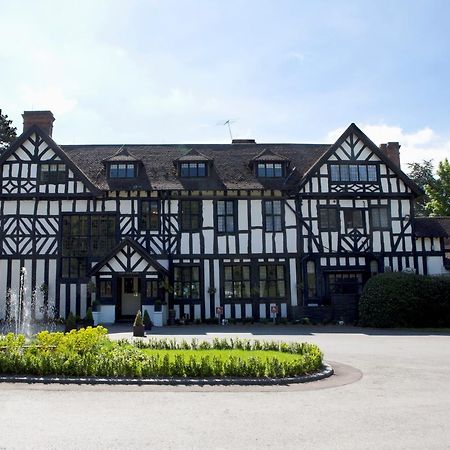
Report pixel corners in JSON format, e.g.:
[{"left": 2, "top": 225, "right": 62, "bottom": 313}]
[{"left": 217, "top": 119, "right": 237, "bottom": 141}]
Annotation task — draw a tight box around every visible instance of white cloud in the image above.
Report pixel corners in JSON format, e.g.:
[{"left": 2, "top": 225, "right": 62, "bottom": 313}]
[{"left": 326, "top": 123, "right": 450, "bottom": 172}]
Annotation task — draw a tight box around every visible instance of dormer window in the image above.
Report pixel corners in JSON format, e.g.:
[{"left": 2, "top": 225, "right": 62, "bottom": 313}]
[
  {"left": 109, "top": 163, "right": 136, "bottom": 178},
  {"left": 180, "top": 162, "right": 207, "bottom": 177},
  {"left": 256, "top": 163, "right": 284, "bottom": 178}
]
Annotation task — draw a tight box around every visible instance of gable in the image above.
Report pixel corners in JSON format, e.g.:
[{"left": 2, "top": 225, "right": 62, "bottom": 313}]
[
  {"left": 298, "top": 124, "right": 422, "bottom": 196},
  {"left": 0, "top": 126, "right": 100, "bottom": 196}
]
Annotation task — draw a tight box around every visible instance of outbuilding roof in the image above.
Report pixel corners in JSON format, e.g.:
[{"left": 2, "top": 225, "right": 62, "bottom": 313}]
[{"left": 414, "top": 217, "right": 450, "bottom": 239}]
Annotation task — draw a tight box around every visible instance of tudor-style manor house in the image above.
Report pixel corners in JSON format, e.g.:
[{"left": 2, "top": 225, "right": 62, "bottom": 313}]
[{"left": 0, "top": 111, "right": 447, "bottom": 324}]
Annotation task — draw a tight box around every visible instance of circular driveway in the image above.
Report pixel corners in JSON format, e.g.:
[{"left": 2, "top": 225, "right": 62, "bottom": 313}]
[{"left": 1, "top": 325, "right": 450, "bottom": 449}]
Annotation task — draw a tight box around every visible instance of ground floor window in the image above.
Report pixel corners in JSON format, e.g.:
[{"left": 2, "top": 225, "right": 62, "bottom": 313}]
[
  {"left": 174, "top": 266, "right": 200, "bottom": 299},
  {"left": 146, "top": 280, "right": 159, "bottom": 298},
  {"left": 327, "top": 272, "right": 363, "bottom": 295},
  {"left": 259, "top": 265, "right": 285, "bottom": 298},
  {"left": 224, "top": 265, "right": 251, "bottom": 299},
  {"left": 99, "top": 280, "right": 113, "bottom": 297}
]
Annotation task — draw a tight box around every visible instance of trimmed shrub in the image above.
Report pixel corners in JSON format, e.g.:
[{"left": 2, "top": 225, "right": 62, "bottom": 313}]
[{"left": 359, "top": 273, "right": 450, "bottom": 328}]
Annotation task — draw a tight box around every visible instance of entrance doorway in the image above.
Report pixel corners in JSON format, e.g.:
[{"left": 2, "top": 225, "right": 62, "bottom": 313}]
[{"left": 116, "top": 276, "right": 142, "bottom": 320}]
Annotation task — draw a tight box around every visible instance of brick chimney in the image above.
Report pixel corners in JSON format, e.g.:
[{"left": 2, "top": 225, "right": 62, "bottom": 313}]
[
  {"left": 380, "top": 142, "right": 400, "bottom": 167},
  {"left": 22, "top": 111, "right": 55, "bottom": 137}
]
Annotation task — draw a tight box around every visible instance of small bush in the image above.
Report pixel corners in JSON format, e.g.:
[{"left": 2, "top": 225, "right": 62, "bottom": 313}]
[
  {"left": 359, "top": 273, "right": 450, "bottom": 328},
  {"left": 84, "top": 308, "right": 94, "bottom": 325},
  {"left": 65, "top": 312, "right": 77, "bottom": 332}
]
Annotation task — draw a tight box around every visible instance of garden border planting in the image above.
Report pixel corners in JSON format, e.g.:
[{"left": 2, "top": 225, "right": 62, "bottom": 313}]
[{"left": 0, "top": 327, "right": 330, "bottom": 384}]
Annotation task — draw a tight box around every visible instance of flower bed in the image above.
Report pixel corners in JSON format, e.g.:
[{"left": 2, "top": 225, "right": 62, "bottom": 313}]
[{"left": 0, "top": 327, "right": 324, "bottom": 379}]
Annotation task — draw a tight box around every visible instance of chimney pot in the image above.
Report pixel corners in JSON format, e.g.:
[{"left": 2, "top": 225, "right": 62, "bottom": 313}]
[{"left": 22, "top": 111, "right": 55, "bottom": 137}]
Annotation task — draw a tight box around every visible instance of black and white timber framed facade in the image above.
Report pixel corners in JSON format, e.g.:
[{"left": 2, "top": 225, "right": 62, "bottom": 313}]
[{"left": 0, "top": 111, "right": 448, "bottom": 324}]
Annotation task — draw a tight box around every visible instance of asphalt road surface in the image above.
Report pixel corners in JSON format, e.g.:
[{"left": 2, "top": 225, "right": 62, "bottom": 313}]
[{"left": 1, "top": 325, "right": 449, "bottom": 450}]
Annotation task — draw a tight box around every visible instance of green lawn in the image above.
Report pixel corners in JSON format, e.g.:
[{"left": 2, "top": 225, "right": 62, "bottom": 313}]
[{"left": 140, "top": 348, "right": 302, "bottom": 363}]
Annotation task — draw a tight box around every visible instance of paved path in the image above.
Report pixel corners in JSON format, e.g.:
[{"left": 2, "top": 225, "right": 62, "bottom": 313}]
[{"left": 1, "top": 325, "right": 450, "bottom": 449}]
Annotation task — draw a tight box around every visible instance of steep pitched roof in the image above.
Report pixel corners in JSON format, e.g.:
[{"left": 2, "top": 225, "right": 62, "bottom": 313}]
[
  {"left": 0, "top": 125, "right": 101, "bottom": 194},
  {"left": 297, "top": 123, "right": 423, "bottom": 197},
  {"left": 415, "top": 216, "right": 450, "bottom": 245},
  {"left": 60, "top": 142, "right": 330, "bottom": 191}
]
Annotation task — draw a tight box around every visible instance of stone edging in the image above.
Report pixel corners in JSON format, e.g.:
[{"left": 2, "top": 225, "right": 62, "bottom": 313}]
[{"left": 0, "top": 363, "right": 333, "bottom": 386}]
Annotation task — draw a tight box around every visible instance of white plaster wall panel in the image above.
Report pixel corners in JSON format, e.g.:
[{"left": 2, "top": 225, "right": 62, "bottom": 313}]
[
  {"left": 392, "top": 221, "right": 401, "bottom": 233},
  {"left": 251, "top": 200, "right": 262, "bottom": 226},
  {"left": 416, "top": 239, "right": 423, "bottom": 252},
  {"left": 235, "top": 304, "right": 242, "bottom": 319},
  {"left": 285, "top": 200, "right": 297, "bottom": 226},
  {"left": 311, "top": 177, "right": 319, "bottom": 192},
  {"left": 391, "top": 259, "right": 399, "bottom": 271},
  {"left": 49, "top": 201, "right": 59, "bottom": 216},
  {"left": 69, "top": 284, "right": 76, "bottom": 314},
  {"left": 0, "top": 260, "right": 7, "bottom": 318},
  {"left": 301, "top": 202, "right": 309, "bottom": 216},
  {"left": 281, "top": 303, "right": 287, "bottom": 318},
  {"left": 228, "top": 236, "right": 236, "bottom": 254},
  {"left": 381, "top": 178, "right": 389, "bottom": 191},
  {"left": 18, "top": 201, "right": 34, "bottom": 215},
  {"left": 203, "top": 229, "right": 214, "bottom": 254},
  {"left": 383, "top": 232, "right": 392, "bottom": 251},
  {"left": 372, "top": 232, "right": 381, "bottom": 251},
  {"left": 10, "top": 260, "right": 20, "bottom": 300},
  {"left": 405, "top": 238, "right": 413, "bottom": 252},
  {"left": 401, "top": 199, "right": 411, "bottom": 215},
  {"left": 321, "top": 234, "right": 329, "bottom": 252},
  {"left": 203, "top": 200, "right": 214, "bottom": 227},
  {"left": 35, "top": 261, "right": 45, "bottom": 320},
  {"left": 120, "top": 200, "right": 132, "bottom": 214},
  {"left": 259, "top": 304, "right": 266, "bottom": 319},
  {"left": 289, "top": 258, "right": 298, "bottom": 306},
  {"left": 203, "top": 261, "right": 210, "bottom": 318},
  {"left": 194, "top": 304, "right": 201, "bottom": 319},
  {"left": 359, "top": 258, "right": 365, "bottom": 265},
  {"left": 359, "top": 147, "right": 372, "bottom": 160},
  {"left": 434, "top": 238, "right": 441, "bottom": 249},
  {"left": 275, "top": 233, "right": 283, "bottom": 253},
  {"left": 265, "top": 234, "right": 273, "bottom": 254},
  {"left": 75, "top": 200, "right": 88, "bottom": 212},
  {"left": 245, "top": 304, "right": 252, "bottom": 318},
  {"left": 213, "top": 260, "right": 220, "bottom": 310},
  {"left": 349, "top": 257, "right": 356, "bottom": 265},
  {"left": 335, "top": 147, "right": 348, "bottom": 160},
  {"left": 320, "top": 165, "right": 328, "bottom": 175},
  {"left": 320, "top": 177, "right": 329, "bottom": 192},
  {"left": 184, "top": 304, "right": 190, "bottom": 316},
  {"left": 310, "top": 199, "right": 318, "bottom": 218},
  {"left": 174, "top": 305, "right": 180, "bottom": 320},
  {"left": 59, "top": 285, "right": 66, "bottom": 318},
  {"left": 3, "top": 202, "right": 17, "bottom": 215},
  {"left": 218, "top": 236, "right": 226, "bottom": 254},
  {"left": 286, "top": 229, "right": 296, "bottom": 254},
  {"left": 2, "top": 166, "right": 9, "bottom": 177},
  {"left": 180, "top": 234, "right": 189, "bottom": 254},
  {"left": 239, "top": 234, "right": 249, "bottom": 253},
  {"left": 225, "top": 304, "right": 231, "bottom": 319},
  {"left": 251, "top": 229, "right": 263, "bottom": 253},
  {"left": 238, "top": 200, "right": 248, "bottom": 230}
]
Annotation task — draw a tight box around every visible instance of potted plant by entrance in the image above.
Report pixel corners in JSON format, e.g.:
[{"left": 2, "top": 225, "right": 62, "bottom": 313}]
[
  {"left": 143, "top": 310, "right": 153, "bottom": 331},
  {"left": 133, "top": 310, "right": 145, "bottom": 337},
  {"left": 92, "top": 300, "right": 101, "bottom": 326}
]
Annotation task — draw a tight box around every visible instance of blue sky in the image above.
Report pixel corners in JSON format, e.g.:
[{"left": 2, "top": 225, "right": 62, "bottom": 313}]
[{"left": 1, "top": 0, "right": 449, "bottom": 168}]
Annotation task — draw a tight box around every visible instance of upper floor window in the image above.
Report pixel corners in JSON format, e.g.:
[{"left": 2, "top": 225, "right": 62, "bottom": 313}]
[
  {"left": 263, "top": 200, "right": 283, "bottom": 232},
  {"left": 180, "top": 162, "right": 207, "bottom": 177},
  {"left": 217, "top": 200, "right": 236, "bottom": 233},
  {"left": 319, "top": 208, "right": 339, "bottom": 231},
  {"left": 370, "top": 207, "right": 390, "bottom": 230},
  {"left": 40, "top": 164, "right": 67, "bottom": 184},
  {"left": 344, "top": 209, "right": 364, "bottom": 229},
  {"left": 141, "top": 200, "right": 159, "bottom": 231},
  {"left": 109, "top": 163, "right": 136, "bottom": 178},
  {"left": 256, "top": 163, "right": 284, "bottom": 177},
  {"left": 180, "top": 200, "right": 202, "bottom": 232},
  {"left": 330, "top": 164, "right": 378, "bottom": 183}
]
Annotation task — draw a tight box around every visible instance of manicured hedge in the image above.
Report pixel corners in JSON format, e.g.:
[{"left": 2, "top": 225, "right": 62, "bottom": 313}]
[
  {"left": 0, "top": 327, "right": 323, "bottom": 378},
  {"left": 359, "top": 273, "right": 450, "bottom": 328}
]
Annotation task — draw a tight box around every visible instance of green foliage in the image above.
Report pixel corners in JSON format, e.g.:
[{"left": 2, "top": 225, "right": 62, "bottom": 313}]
[
  {"left": 359, "top": 273, "right": 450, "bottom": 328},
  {"left": 0, "top": 109, "right": 17, "bottom": 153},
  {"left": 0, "top": 330, "right": 323, "bottom": 379},
  {"left": 407, "top": 159, "right": 435, "bottom": 216},
  {"left": 143, "top": 310, "right": 152, "bottom": 328},
  {"left": 85, "top": 307, "right": 94, "bottom": 324},
  {"left": 65, "top": 312, "right": 77, "bottom": 332},
  {"left": 425, "top": 158, "right": 450, "bottom": 216},
  {"left": 133, "top": 310, "right": 143, "bottom": 327}
]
